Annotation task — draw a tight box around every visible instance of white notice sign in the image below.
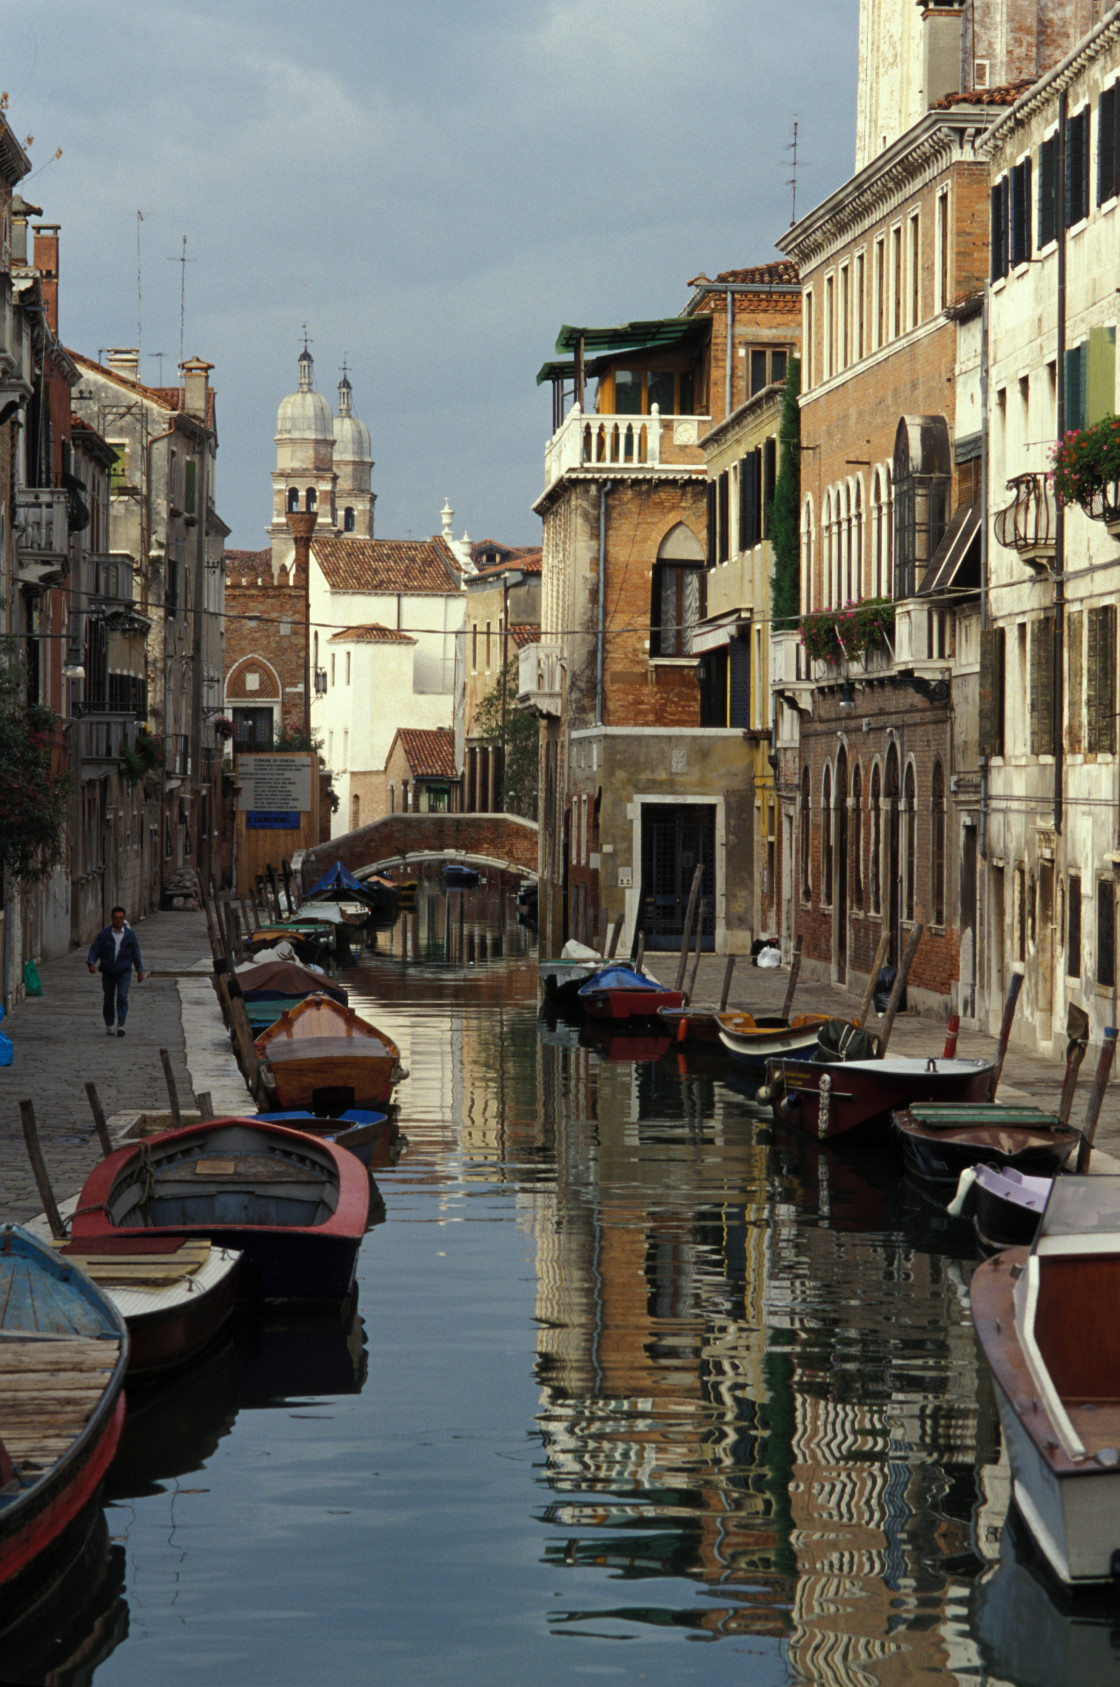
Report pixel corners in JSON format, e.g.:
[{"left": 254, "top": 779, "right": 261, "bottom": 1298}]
[{"left": 237, "top": 754, "right": 313, "bottom": 813}]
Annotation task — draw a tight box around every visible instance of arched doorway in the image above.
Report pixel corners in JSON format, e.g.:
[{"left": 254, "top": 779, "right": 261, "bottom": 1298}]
[
  {"left": 835, "top": 745, "right": 849, "bottom": 984},
  {"left": 885, "top": 742, "right": 901, "bottom": 964}
]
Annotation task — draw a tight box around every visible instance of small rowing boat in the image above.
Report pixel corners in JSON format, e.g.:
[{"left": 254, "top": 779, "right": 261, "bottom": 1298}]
[
  {"left": 255, "top": 1107, "right": 396, "bottom": 1169},
  {"left": 578, "top": 964, "right": 684, "bottom": 1022},
  {"left": 0, "top": 1226, "right": 128, "bottom": 1632},
  {"left": 715, "top": 1009, "right": 833, "bottom": 1067},
  {"left": 70, "top": 1118, "right": 370, "bottom": 1305},
  {"left": 443, "top": 861, "right": 480, "bottom": 887},
  {"left": 254, "top": 994, "right": 406, "bottom": 1111},
  {"left": 767, "top": 1049, "right": 995, "bottom": 1141},
  {"left": 892, "top": 1102, "right": 1080, "bottom": 1187}
]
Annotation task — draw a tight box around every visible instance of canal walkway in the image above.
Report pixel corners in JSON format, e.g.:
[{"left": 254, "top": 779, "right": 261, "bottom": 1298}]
[{"left": 1, "top": 912, "right": 1117, "bottom": 1225}]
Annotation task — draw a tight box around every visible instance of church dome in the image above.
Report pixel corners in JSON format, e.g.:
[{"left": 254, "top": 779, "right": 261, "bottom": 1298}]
[
  {"left": 333, "top": 374, "right": 372, "bottom": 462},
  {"left": 276, "top": 347, "right": 334, "bottom": 441}
]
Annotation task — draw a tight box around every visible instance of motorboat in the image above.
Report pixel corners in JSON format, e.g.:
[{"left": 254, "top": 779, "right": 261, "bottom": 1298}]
[
  {"left": 892, "top": 1102, "right": 1080, "bottom": 1187},
  {"left": 577, "top": 964, "right": 684, "bottom": 1022}
]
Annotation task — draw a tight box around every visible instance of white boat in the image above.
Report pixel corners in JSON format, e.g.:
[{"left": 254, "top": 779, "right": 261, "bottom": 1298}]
[{"left": 971, "top": 1175, "right": 1120, "bottom": 1584}]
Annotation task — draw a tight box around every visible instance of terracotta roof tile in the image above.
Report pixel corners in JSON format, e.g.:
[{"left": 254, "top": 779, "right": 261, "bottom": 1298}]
[
  {"left": 68, "top": 351, "right": 217, "bottom": 426},
  {"left": 471, "top": 549, "right": 542, "bottom": 580},
  {"left": 312, "top": 535, "right": 462, "bottom": 593},
  {"left": 688, "top": 260, "right": 800, "bottom": 289},
  {"left": 933, "top": 80, "right": 1034, "bottom": 109},
  {"left": 396, "top": 727, "right": 456, "bottom": 778},
  {"left": 328, "top": 623, "right": 416, "bottom": 644},
  {"left": 509, "top": 624, "right": 539, "bottom": 649}
]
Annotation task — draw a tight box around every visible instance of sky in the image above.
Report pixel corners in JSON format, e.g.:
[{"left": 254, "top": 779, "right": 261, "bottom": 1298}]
[{"left": 6, "top": 0, "right": 859, "bottom": 552}]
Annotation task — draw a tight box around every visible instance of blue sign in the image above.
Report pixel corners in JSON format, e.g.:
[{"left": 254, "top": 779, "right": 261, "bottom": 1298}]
[{"left": 246, "top": 811, "right": 299, "bottom": 829}]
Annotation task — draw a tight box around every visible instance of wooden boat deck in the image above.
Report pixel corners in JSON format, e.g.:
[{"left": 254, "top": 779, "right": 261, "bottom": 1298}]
[{"left": 0, "top": 1337, "right": 123, "bottom": 1477}]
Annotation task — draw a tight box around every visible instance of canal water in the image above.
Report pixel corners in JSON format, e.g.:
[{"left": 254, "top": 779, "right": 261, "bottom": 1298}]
[{"left": 14, "top": 885, "right": 1120, "bottom": 1685}]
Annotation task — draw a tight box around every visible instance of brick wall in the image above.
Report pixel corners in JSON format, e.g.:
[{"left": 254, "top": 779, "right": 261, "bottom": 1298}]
[
  {"left": 224, "top": 560, "right": 307, "bottom": 736},
  {"left": 300, "top": 811, "right": 538, "bottom": 885}
]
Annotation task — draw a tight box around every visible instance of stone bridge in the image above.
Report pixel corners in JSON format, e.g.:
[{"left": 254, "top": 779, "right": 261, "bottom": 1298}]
[{"left": 299, "top": 811, "right": 539, "bottom": 886}]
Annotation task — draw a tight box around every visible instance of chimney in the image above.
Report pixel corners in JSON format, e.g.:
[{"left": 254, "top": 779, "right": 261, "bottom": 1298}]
[
  {"left": 921, "top": 3, "right": 966, "bottom": 110},
  {"left": 32, "top": 225, "right": 60, "bottom": 335},
  {"left": 441, "top": 498, "right": 453, "bottom": 539},
  {"left": 181, "top": 356, "right": 213, "bottom": 422},
  {"left": 9, "top": 194, "right": 41, "bottom": 267},
  {"left": 286, "top": 509, "right": 317, "bottom": 586},
  {"left": 105, "top": 347, "right": 140, "bottom": 381}
]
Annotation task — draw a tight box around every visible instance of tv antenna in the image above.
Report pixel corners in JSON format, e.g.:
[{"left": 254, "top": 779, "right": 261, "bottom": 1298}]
[
  {"left": 165, "top": 235, "right": 197, "bottom": 368},
  {"left": 787, "top": 117, "right": 809, "bottom": 227},
  {"left": 136, "top": 211, "right": 152, "bottom": 354},
  {"left": 147, "top": 351, "right": 168, "bottom": 384}
]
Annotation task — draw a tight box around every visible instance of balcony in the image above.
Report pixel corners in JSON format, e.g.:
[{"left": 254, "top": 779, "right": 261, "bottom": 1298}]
[
  {"left": 994, "top": 473, "right": 1056, "bottom": 571},
  {"left": 89, "top": 552, "right": 136, "bottom": 605},
  {"left": 15, "top": 488, "right": 69, "bottom": 589},
  {"left": 518, "top": 641, "right": 562, "bottom": 717},
  {"left": 542, "top": 404, "right": 707, "bottom": 491},
  {"left": 165, "top": 734, "right": 191, "bottom": 780},
  {"left": 80, "top": 714, "right": 141, "bottom": 768}
]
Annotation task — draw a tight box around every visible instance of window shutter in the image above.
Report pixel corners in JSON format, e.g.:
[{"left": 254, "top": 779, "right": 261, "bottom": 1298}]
[
  {"left": 1039, "top": 135, "right": 1057, "bottom": 245},
  {"left": 1065, "top": 343, "right": 1088, "bottom": 433},
  {"left": 706, "top": 481, "right": 716, "bottom": 566},
  {"left": 1086, "top": 325, "right": 1117, "bottom": 427},
  {"left": 1031, "top": 618, "right": 1055, "bottom": 756},
  {"left": 990, "top": 180, "right": 1009, "bottom": 280},
  {"left": 1098, "top": 83, "right": 1119, "bottom": 206},
  {"left": 1067, "top": 107, "right": 1089, "bottom": 225},
  {"left": 979, "top": 626, "right": 995, "bottom": 755},
  {"left": 738, "top": 455, "right": 749, "bottom": 550},
  {"left": 742, "top": 456, "right": 757, "bottom": 552},
  {"left": 718, "top": 472, "right": 730, "bottom": 563},
  {"left": 1068, "top": 609, "right": 1084, "bottom": 754},
  {"left": 1022, "top": 155, "right": 1032, "bottom": 260},
  {"left": 1104, "top": 604, "right": 1117, "bottom": 755}
]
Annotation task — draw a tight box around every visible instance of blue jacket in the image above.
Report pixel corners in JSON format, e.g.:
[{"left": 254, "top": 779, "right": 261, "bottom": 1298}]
[{"left": 88, "top": 926, "right": 144, "bottom": 975}]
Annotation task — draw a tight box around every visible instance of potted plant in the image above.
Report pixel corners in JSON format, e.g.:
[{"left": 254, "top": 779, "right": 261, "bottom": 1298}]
[
  {"left": 213, "top": 716, "right": 234, "bottom": 742},
  {"left": 1051, "top": 416, "right": 1120, "bottom": 528},
  {"left": 798, "top": 597, "right": 895, "bottom": 668}
]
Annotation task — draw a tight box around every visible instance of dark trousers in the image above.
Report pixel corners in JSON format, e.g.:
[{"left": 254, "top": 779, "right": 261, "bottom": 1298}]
[{"left": 101, "top": 969, "right": 132, "bottom": 1027}]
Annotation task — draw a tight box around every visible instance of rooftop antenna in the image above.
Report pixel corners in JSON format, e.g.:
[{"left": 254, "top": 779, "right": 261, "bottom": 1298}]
[
  {"left": 787, "top": 116, "right": 808, "bottom": 227},
  {"left": 147, "top": 351, "right": 168, "bottom": 384},
  {"left": 165, "top": 235, "right": 197, "bottom": 368},
  {"left": 136, "top": 211, "right": 152, "bottom": 354}
]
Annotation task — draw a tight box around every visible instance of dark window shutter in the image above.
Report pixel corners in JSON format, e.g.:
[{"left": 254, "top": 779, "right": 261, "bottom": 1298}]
[
  {"left": 991, "top": 179, "right": 1009, "bottom": 280},
  {"left": 742, "top": 455, "right": 757, "bottom": 552},
  {"left": 979, "top": 627, "right": 995, "bottom": 755},
  {"left": 763, "top": 437, "right": 777, "bottom": 536},
  {"left": 738, "top": 454, "right": 749, "bottom": 549},
  {"left": 718, "top": 472, "right": 729, "bottom": 563},
  {"left": 753, "top": 451, "right": 764, "bottom": 548},
  {"left": 1086, "top": 605, "right": 1116, "bottom": 752},
  {"left": 706, "top": 481, "right": 716, "bottom": 566},
  {"left": 1038, "top": 616, "right": 1055, "bottom": 756},
  {"left": 1022, "top": 155, "right": 1032, "bottom": 260},
  {"left": 1067, "top": 108, "right": 1090, "bottom": 225},
  {"left": 1039, "top": 135, "right": 1057, "bottom": 244},
  {"left": 1099, "top": 83, "right": 1119, "bottom": 206},
  {"left": 1030, "top": 622, "right": 1041, "bottom": 754},
  {"left": 1068, "top": 609, "right": 1084, "bottom": 754},
  {"left": 1065, "top": 343, "right": 1088, "bottom": 433}
]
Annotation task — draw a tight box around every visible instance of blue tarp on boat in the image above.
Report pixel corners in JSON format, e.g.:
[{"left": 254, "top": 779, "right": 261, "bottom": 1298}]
[
  {"left": 578, "top": 965, "right": 663, "bottom": 996},
  {"left": 303, "top": 861, "right": 375, "bottom": 902}
]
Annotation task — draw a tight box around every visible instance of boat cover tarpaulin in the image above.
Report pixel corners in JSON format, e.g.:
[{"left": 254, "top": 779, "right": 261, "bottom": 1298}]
[
  {"left": 234, "top": 962, "right": 348, "bottom": 1004},
  {"left": 579, "top": 965, "right": 664, "bottom": 996},
  {"left": 303, "top": 861, "right": 377, "bottom": 903}
]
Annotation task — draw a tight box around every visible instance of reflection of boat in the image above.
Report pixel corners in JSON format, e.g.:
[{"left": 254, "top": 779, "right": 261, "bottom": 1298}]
[
  {"left": 974, "top": 1508, "right": 1120, "bottom": 1686},
  {"left": 71, "top": 1119, "right": 370, "bottom": 1306},
  {"left": 768, "top": 1053, "right": 995, "bottom": 1140},
  {"left": 892, "top": 1102, "right": 1080, "bottom": 1186},
  {"left": 580, "top": 1022, "right": 672, "bottom": 1063},
  {"left": 716, "top": 1010, "right": 833, "bottom": 1067},
  {"left": 54, "top": 1236, "right": 242, "bottom": 1381},
  {"left": 233, "top": 1291, "right": 368, "bottom": 1404},
  {"left": 0, "top": 1511, "right": 127, "bottom": 1686},
  {"left": 578, "top": 964, "right": 684, "bottom": 1022},
  {"left": 443, "top": 861, "right": 480, "bottom": 887},
  {"left": 972, "top": 1175, "right": 1120, "bottom": 1583},
  {"left": 106, "top": 1331, "right": 241, "bottom": 1499},
  {"left": 0, "top": 1226, "right": 128, "bottom": 1629},
  {"left": 254, "top": 993, "right": 405, "bottom": 1110}
]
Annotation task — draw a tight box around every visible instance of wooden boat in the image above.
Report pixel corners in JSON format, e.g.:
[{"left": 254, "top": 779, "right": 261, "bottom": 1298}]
[
  {"left": 442, "top": 861, "right": 480, "bottom": 887},
  {"left": 578, "top": 964, "right": 684, "bottom": 1022},
  {"left": 658, "top": 1006, "right": 725, "bottom": 1044},
  {"left": 232, "top": 958, "right": 348, "bottom": 1028},
  {"left": 70, "top": 1118, "right": 370, "bottom": 1305},
  {"left": 245, "top": 923, "right": 334, "bottom": 967},
  {"left": 716, "top": 1009, "right": 833, "bottom": 1066},
  {"left": 766, "top": 1052, "right": 995, "bottom": 1140},
  {"left": 305, "top": 860, "right": 399, "bottom": 923},
  {"left": 51, "top": 1236, "right": 243, "bottom": 1381},
  {"left": 254, "top": 993, "right": 405, "bottom": 1111},
  {"left": 971, "top": 1175, "right": 1120, "bottom": 1584},
  {"left": 255, "top": 1107, "right": 396, "bottom": 1169},
  {"left": 0, "top": 1225, "right": 128, "bottom": 1630},
  {"left": 892, "top": 1102, "right": 1080, "bottom": 1187}
]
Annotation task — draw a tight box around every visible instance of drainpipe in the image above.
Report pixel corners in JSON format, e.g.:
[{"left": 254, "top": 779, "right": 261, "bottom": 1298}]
[
  {"left": 595, "top": 481, "right": 612, "bottom": 727},
  {"left": 1053, "top": 87, "right": 1067, "bottom": 840},
  {"left": 979, "top": 282, "right": 990, "bottom": 865},
  {"left": 725, "top": 291, "right": 733, "bottom": 420}
]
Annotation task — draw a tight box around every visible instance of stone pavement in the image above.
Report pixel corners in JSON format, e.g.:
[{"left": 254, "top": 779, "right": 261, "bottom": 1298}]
[
  {"left": 2, "top": 916, "right": 1117, "bottom": 1227},
  {"left": 0, "top": 909, "right": 247, "bottom": 1224}
]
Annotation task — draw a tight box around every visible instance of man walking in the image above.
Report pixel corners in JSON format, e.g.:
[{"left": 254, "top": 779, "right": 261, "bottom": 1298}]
[{"left": 88, "top": 906, "right": 145, "bottom": 1036}]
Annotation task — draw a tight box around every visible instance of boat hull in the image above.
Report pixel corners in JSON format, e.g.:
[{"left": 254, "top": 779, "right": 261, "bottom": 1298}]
[
  {"left": 716, "top": 1012, "right": 832, "bottom": 1066},
  {"left": 580, "top": 987, "right": 685, "bottom": 1022},
  {"left": 892, "top": 1109, "right": 1080, "bottom": 1186},
  {"left": 254, "top": 996, "right": 404, "bottom": 1111},
  {"left": 770, "top": 1056, "right": 995, "bottom": 1139},
  {"left": 71, "top": 1120, "right": 370, "bottom": 1305}
]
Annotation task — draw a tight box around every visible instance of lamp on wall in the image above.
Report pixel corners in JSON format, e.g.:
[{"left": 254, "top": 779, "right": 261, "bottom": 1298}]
[{"left": 837, "top": 679, "right": 856, "bottom": 713}]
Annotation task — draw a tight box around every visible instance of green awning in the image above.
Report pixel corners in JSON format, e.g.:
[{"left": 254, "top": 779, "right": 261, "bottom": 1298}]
[
  {"left": 554, "top": 318, "right": 706, "bottom": 356},
  {"left": 536, "top": 359, "right": 575, "bottom": 386}
]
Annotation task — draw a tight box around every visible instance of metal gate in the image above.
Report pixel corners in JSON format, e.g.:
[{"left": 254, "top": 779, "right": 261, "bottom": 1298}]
[{"left": 639, "top": 804, "right": 716, "bottom": 951}]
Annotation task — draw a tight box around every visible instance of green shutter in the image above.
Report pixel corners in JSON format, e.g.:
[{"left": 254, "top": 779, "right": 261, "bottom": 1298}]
[
  {"left": 1031, "top": 617, "right": 1055, "bottom": 756},
  {"left": 1068, "top": 610, "right": 1084, "bottom": 754},
  {"left": 1086, "top": 326, "right": 1117, "bottom": 427}
]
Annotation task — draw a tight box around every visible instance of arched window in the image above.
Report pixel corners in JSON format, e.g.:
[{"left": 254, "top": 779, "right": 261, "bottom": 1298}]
[
  {"left": 344, "top": 507, "right": 356, "bottom": 533},
  {"left": 801, "top": 767, "right": 811, "bottom": 900},
  {"left": 801, "top": 495, "right": 814, "bottom": 614},
  {"left": 823, "top": 765, "right": 833, "bottom": 906},
  {"left": 870, "top": 763, "right": 881, "bottom": 913},
  {"left": 843, "top": 482, "right": 853, "bottom": 603},
  {"left": 822, "top": 490, "right": 833, "bottom": 608},
  {"left": 853, "top": 763, "right": 864, "bottom": 910},
  {"left": 305, "top": 487, "right": 317, "bottom": 513},
  {"left": 870, "top": 469, "right": 884, "bottom": 597},
  {"left": 931, "top": 761, "right": 945, "bottom": 925},
  {"left": 650, "top": 523, "right": 705, "bottom": 656},
  {"left": 904, "top": 763, "right": 917, "bottom": 922},
  {"left": 853, "top": 479, "right": 863, "bottom": 601},
  {"left": 287, "top": 487, "right": 299, "bottom": 513}
]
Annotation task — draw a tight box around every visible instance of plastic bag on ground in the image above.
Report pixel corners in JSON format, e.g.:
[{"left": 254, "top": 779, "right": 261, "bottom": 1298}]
[{"left": 756, "top": 946, "right": 781, "bottom": 969}]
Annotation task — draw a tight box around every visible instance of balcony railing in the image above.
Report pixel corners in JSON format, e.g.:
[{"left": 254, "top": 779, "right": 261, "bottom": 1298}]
[
  {"left": 89, "top": 551, "right": 137, "bottom": 604},
  {"left": 80, "top": 714, "right": 141, "bottom": 767},
  {"left": 15, "top": 488, "right": 69, "bottom": 586},
  {"left": 994, "top": 473, "right": 1056, "bottom": 566},
  {"left": 518, "top": 641, "right": 562, "bottom": 717}
]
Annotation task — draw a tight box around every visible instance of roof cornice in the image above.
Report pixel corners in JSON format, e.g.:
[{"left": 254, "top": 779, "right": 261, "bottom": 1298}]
[
  {"left": 0, "top": 118, "right": 31, "bottom": 187},
  {"left": 980, "top": 8, "right": 1120, "bottom": 157},
  {"left": 779, "top": 107, "right": 1001, "bottom": 272}
]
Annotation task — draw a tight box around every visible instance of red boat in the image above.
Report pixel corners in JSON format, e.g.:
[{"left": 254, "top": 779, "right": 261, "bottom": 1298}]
[
  {"left": 766, "top": 1053, "right": 996, "bottom": 1141},
  {"left": 0, "top": 1227, "right": 128, "bottom": 1633},
  {"left": 71, "top": 1118, "right": 370, "bottom": 1305},
  {"left": 578, "top": 964, "right": 684, "bottom": 1022}
]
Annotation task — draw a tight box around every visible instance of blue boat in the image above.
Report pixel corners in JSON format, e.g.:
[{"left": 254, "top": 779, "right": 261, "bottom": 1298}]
[
  {"left": 442, "top": 862, "right": 480, "bottom": 887},
  {"left": 0, "top": 1227, "right": 129, "bottom": 1631},
  {"left": 255, "top": 1107, "right": 395, "bottom": 1169}
]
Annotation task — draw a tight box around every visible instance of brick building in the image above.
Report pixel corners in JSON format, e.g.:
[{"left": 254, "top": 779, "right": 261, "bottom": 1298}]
[
  {"left": 525, "top": 266, "right": 800, "bottom": 958},
  {"left": 461, "top": 549, "right": 541, "bottom": 815}
]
